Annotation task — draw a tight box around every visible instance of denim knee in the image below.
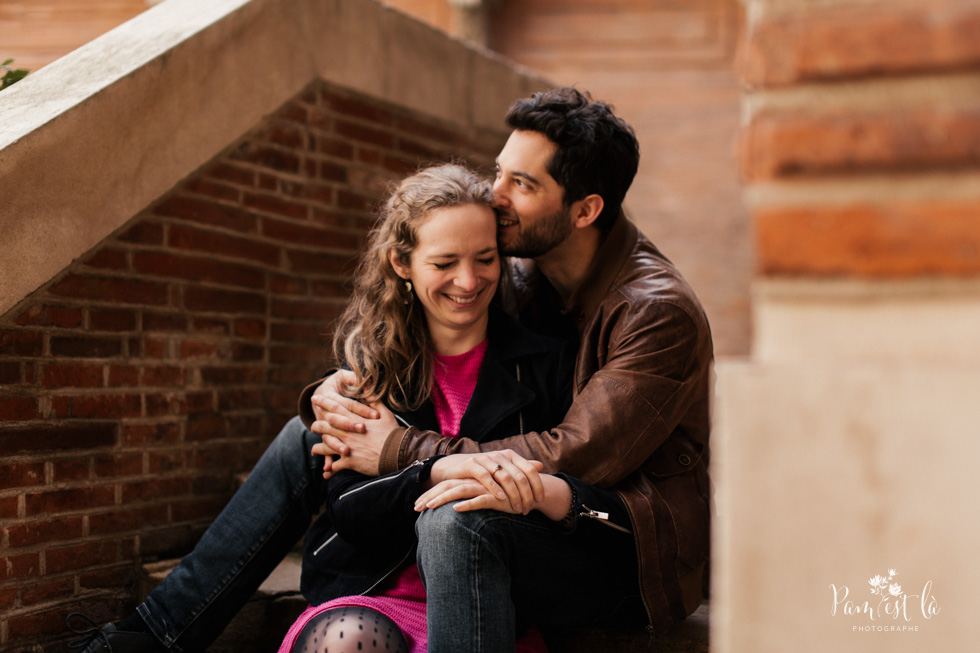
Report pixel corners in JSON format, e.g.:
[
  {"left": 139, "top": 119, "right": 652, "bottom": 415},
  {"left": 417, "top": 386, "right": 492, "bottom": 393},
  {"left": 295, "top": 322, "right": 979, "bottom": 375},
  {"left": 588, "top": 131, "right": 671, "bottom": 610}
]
[
  {"left": 260, "top": 416, "right": 320, "bottom": 473},
  {"left": 416, "top": 502, "right": 490, "bottom": 544},
  {"left": 416, "top": 503, "right": 484, "bottom": 565},
  {"left": 268, "top": 415, "right": 312, "bottom": 454}
]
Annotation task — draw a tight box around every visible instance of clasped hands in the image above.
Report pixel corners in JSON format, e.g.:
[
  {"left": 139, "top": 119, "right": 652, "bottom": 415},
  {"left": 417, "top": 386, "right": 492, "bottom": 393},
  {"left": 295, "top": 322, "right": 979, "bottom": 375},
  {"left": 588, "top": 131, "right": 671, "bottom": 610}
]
[{"left": 309, "top": 371, "right": 569, "bottom": 519}]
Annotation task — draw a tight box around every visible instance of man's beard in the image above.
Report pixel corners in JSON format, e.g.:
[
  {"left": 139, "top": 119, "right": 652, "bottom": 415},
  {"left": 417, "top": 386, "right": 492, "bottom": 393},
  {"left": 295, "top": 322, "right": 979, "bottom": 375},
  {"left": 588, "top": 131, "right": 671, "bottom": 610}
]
[{"left": 499, "top": 205, "right": 572, "bottom": 258}]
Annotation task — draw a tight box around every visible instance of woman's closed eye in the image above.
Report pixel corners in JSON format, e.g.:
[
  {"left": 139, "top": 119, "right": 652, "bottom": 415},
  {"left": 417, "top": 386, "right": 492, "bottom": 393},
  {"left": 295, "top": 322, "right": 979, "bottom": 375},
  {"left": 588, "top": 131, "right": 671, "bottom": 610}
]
[{"left": 433, "top": 259, "right": 495, "bottom": 270}]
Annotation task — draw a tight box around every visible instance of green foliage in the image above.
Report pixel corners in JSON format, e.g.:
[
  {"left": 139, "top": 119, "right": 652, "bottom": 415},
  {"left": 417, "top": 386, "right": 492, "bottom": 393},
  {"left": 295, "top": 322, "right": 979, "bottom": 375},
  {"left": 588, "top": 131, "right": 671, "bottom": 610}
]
[{"left": 2, "top": 59, "right": 30, "bottom": 90}]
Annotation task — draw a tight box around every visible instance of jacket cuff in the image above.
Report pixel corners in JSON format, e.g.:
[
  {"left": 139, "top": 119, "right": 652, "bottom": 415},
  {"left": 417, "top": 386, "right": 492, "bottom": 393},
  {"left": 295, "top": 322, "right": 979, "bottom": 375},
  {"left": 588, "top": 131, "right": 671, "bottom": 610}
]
[
  {"left": 297, "top": 378, "right": 327, "bottom": 430},
  {"left": 378, "top": 426, "right": 409, "bottom": 475}
]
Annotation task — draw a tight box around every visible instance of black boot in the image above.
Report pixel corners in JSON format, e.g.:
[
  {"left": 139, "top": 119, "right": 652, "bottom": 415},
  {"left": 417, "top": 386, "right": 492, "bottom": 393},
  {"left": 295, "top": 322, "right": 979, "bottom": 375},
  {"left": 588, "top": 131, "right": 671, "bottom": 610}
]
[{"left": 67, "top": 613, "right": 167, "bottom": 653}]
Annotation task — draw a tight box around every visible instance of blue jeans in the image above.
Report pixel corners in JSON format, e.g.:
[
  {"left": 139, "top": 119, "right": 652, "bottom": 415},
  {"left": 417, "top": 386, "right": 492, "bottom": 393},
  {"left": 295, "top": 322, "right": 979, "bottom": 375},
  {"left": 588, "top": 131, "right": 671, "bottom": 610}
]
[
  {"left": 138, "top": 417, "right": 325, "bottom": 652},
  {"left": 416, "top": 491, "right": 645, "bottom": 653}
]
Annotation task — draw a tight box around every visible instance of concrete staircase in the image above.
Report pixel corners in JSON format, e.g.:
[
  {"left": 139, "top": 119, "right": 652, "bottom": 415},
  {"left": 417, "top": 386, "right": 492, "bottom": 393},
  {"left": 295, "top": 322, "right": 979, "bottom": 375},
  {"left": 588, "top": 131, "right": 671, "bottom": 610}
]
[
  {"left": 141, "top": 556, "right": 709, "bottom": 652},
  {"left": 141, "top": 555, "right": 308, "bottom": 653},
  {"left": 546, "top": 604, "right": 709, "bottom": 653}
]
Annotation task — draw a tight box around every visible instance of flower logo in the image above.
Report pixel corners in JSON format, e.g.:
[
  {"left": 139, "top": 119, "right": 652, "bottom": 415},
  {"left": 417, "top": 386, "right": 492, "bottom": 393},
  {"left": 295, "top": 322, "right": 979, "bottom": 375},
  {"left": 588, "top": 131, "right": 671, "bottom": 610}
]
[
  {"left": 866, "top": 569, "right": 910, "bottom": 616},
  {"left": 869, "top": 569, "right": 900, "bottom": 596}
]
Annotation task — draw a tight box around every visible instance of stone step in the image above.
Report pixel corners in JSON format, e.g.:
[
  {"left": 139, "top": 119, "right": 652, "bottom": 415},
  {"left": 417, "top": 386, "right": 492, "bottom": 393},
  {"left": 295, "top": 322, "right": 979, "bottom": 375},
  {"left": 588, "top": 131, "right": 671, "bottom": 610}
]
[
  {"left": 142, "top": 554, "right": 307, "bottom": 653},
  {"left": 142, "top": 556, "right": 709, "bottom": 652},
  {"left": 546, "top": 603, "right": 709, "bottom": 652}
]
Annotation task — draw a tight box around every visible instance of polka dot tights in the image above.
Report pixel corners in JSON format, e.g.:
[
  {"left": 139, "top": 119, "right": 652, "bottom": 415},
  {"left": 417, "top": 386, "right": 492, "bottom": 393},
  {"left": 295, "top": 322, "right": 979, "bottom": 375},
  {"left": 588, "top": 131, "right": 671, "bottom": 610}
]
[{"left": 291, "top": 606, "right": 410, "bottom": 653}]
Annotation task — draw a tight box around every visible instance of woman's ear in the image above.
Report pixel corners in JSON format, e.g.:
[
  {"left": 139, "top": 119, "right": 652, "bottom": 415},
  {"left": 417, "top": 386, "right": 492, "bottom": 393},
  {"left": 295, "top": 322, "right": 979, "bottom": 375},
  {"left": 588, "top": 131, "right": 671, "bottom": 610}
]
[{"left": 388, "top": 249, "right": 412, "bottom": 280}]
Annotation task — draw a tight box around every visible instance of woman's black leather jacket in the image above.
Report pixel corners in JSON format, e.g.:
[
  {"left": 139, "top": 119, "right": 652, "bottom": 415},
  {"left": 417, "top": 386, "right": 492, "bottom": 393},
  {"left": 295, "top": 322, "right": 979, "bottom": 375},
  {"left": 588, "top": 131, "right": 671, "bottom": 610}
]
[{"left": 300, "top": 307, "right": 575, "bottom": 605}]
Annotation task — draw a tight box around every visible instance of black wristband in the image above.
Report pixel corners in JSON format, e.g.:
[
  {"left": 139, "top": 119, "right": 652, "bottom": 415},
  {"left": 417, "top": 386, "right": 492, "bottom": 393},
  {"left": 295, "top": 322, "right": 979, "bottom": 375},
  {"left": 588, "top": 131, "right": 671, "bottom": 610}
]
[
  {"left": 559, "top": 483, "right": 578, "bottom": 529},
  {"left": 417, "top": 456, "right": 441, "bottom": 483}
]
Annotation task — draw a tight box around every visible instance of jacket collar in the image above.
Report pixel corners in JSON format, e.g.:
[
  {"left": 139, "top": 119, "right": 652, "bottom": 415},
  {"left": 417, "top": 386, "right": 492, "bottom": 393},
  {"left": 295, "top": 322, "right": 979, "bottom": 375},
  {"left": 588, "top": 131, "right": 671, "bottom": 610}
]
[
  {"left": 461, "top": 306, "right": 549, "bottom": 440},
  {"left": 563, "top": 211, "right": 638, "bottom": 325},
  {"left": 484, "top": 303, "right": 553, "bottom": 361}
]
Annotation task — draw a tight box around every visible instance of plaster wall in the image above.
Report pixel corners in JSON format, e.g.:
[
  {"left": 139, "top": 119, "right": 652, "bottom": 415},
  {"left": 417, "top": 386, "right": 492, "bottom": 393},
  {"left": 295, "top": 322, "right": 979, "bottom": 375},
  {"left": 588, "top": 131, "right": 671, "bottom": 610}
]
[
  {"left": 714, "top": 359, "right": 979, "bottom": 652},
  {"left": 714, "top": 0, "right": 980, "bottom": 650},
  {"left": 752, "top": 280, "right": 980, "bottom": 366}
]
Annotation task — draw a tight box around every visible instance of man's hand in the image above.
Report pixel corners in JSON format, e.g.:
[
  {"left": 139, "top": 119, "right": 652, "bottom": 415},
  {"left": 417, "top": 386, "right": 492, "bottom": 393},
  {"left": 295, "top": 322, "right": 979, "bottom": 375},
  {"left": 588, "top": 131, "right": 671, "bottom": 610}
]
[
  {"left": 314, "top": 399, "right": 398, "bottom": 476},
  {"left": 425, "top": 451, "right": 545, "bottom": 514},
  {"left": 310, "top": 371, "right": 379, "bottom": 453}
]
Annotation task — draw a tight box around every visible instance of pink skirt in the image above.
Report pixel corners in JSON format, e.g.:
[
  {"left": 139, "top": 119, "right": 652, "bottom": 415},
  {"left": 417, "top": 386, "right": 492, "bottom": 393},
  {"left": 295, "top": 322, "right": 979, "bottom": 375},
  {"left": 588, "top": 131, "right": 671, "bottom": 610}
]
[{"left": 278, "top": 563, "right": 548, "bottom": 652}]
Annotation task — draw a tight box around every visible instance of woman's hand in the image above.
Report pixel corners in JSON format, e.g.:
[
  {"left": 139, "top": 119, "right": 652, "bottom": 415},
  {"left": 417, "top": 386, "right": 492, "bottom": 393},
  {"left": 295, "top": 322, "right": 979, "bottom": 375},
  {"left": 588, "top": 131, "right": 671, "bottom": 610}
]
[
  {"left": 415, "top": 478, "right": 522, "bottom": 514},
  {"left": 416, "top": 474, "right": 574, "bottom": 523},
  {"left": 427, "top": 451, "right": 545, "bottom": 514}
]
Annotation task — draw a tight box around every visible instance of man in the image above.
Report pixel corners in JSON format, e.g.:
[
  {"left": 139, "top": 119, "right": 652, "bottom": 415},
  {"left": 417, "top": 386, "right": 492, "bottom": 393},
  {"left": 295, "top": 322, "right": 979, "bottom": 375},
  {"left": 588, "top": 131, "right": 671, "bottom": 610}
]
[
  {"left": 69, "top": 87, "right": 711, "bottom": 652},
  {"left": 310, "top": 87, "right": 713, "bottom": 650}
]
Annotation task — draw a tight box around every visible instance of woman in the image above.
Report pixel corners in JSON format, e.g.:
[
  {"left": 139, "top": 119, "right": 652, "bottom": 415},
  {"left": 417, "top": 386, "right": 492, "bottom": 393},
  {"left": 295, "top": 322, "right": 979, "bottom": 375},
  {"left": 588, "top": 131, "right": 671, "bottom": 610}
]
[{"left": 279, "top": 164, "right": 578, "bottom": 653}]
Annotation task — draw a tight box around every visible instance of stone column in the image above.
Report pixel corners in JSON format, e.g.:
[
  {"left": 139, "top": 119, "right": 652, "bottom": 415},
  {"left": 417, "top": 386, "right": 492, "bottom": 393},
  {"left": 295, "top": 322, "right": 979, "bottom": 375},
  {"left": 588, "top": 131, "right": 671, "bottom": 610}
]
[{"left": 714, "top": 1, "right": 980, "bottom": 651}]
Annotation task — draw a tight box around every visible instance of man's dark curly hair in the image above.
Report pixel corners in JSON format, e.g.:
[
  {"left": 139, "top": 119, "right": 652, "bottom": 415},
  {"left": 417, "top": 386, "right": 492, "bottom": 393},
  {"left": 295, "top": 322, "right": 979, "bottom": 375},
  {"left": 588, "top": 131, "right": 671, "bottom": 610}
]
[{"left": 505, "top": 87, "right": 639, "bottom": 232}]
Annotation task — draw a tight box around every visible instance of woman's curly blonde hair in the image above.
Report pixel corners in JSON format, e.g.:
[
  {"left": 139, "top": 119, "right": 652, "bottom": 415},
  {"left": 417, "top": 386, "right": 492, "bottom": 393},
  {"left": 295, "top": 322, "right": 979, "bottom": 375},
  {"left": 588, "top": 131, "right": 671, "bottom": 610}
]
[{"left": 332, "top": 163, "right": 494, "bottom": 412}]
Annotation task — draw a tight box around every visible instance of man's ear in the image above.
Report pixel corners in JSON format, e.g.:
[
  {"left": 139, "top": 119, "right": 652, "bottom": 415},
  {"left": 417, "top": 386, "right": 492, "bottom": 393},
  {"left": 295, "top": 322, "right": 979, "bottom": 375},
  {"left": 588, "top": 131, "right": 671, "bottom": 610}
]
[
  {"left": 387, "top": 249, "right": 411, "bottom": 280},
  {"left": 571, "top": 194, "right": 604, "bottom": 229}
]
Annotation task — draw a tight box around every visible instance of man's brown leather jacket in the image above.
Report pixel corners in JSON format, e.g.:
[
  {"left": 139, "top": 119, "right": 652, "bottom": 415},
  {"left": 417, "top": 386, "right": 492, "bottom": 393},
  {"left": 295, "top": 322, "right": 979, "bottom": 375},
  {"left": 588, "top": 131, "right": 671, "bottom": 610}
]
[{"left": 377, "top": 215, "right": 714, "bottom": 635}]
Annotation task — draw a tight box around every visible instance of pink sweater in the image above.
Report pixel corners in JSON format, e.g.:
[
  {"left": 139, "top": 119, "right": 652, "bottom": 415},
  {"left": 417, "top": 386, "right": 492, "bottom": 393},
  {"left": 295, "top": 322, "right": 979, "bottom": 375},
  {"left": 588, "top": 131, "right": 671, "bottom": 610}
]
[
  {"left": 278, "top": 342, "right": 548, "bottom": 652},
  {"left": 429, "top": 340, "right": 487, "bottom": 438}
]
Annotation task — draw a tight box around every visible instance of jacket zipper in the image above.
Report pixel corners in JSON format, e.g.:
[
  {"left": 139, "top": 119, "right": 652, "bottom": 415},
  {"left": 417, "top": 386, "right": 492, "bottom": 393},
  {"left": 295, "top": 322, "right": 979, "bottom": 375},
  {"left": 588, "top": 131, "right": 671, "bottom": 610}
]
[
  {"left": 313, "top": 458, "right": 428, "bottom": 554},
  {"left": 619, "top": 496, "right": 658, "bottom": 642},
  {"left": 311, "top": 532, "right": 414, "bottom": 597},
  {"left": 515, "top": 362, "right": 524, "bottom": 434},
  {"left": 579, "top": 504, "right": 632, "bottom": 534},
  {"left": 312, "top": 532, "right": 338, "bottom": 557},
  {"left": 360, "top": 547, "right": 414, "bottom": 596},
  {"left": 336, "top": 458, "right": 426, "bottom": 501}
]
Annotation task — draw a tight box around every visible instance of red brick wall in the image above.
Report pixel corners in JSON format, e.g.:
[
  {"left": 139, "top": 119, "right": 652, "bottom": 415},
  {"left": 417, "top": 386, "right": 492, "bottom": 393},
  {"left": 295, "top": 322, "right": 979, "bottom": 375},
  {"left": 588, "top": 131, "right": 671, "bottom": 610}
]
[
  {"left": 0, "top": 80, "right": 501, "bottom": 651},
  {"left": 738, "top": 1, "right": 980, "bottom": 279},
  {"left": 284, "top": 1, "right": 752, "bottom": 357},
  {"left": 0, "top": 0, "right": 151, "bottom": 72},
  {"left": 488, "top": 0, "right": 750, "bottom": 357}
]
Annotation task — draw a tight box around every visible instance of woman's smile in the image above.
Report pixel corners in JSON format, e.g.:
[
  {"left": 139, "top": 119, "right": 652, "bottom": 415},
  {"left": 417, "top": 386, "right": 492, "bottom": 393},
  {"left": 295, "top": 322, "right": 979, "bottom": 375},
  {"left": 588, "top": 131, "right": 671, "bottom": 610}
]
[{"left": 445, "top": 291, "right": 480, "bottom": 305}]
